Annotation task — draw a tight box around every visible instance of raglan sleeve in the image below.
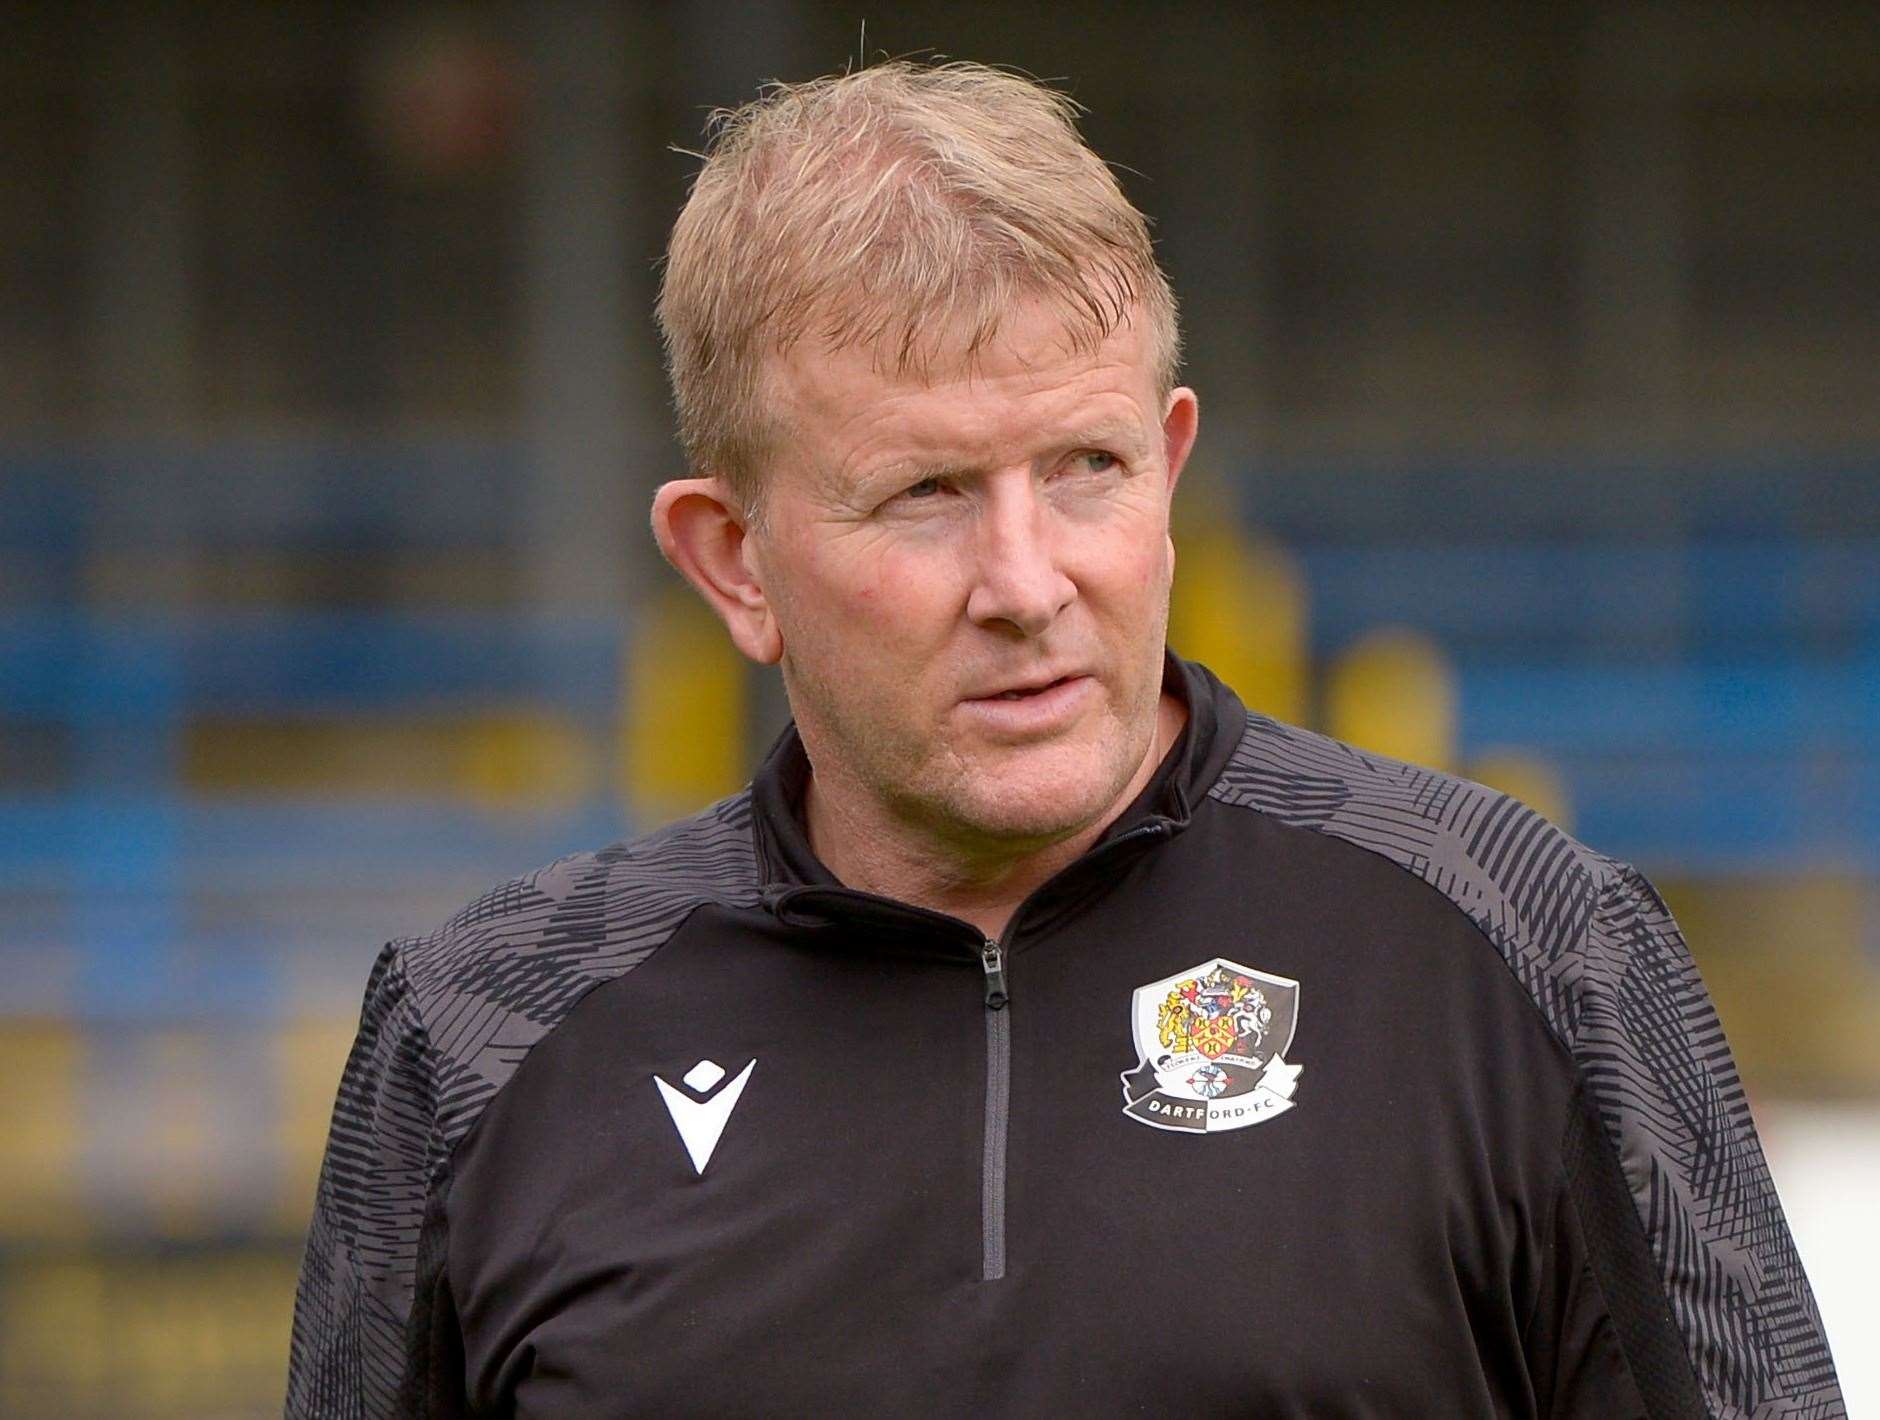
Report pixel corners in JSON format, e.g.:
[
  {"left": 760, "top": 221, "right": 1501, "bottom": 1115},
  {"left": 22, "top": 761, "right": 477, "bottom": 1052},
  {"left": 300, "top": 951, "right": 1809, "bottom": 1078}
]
[
  {"left": 286, "top": 939, "right": 456, "bottom": 1418},
  {"left": 1538, "top": 860, "right": 1844, "bottom": 1418}
]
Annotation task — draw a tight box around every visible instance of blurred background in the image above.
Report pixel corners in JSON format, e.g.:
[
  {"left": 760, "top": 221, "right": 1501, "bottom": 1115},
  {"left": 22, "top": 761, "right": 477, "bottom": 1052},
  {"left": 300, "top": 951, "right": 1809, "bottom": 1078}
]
[{"left": 1, "top": 1, "right": 1875, "bottom": 1414}]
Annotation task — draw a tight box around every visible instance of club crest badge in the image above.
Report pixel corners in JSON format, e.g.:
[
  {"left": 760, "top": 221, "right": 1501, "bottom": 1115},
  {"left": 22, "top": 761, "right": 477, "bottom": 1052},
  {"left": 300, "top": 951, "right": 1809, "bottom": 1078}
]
[{"left": 1120, "top": 957, "right": 1302, "bottom": 1133}]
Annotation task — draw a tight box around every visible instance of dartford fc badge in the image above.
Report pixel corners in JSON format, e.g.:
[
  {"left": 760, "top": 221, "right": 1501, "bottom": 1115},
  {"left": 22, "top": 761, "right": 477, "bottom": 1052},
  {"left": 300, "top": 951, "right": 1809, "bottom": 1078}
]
[{"left": 1120, "top": 958, "right": 1302, "bottom": 1133}]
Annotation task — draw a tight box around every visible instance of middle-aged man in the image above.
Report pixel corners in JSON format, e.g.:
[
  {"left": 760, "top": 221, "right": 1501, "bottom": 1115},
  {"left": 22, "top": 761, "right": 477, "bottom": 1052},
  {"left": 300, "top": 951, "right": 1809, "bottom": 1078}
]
[{"left": 288, "top": 62, "right": 1842, "bottom": 1418}]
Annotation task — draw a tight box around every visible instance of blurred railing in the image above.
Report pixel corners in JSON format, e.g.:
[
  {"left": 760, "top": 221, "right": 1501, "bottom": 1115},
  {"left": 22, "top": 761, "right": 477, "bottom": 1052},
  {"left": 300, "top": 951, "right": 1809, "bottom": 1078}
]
[{"left": 1293, "top": 540, "right": 1880, "bottom": 869}]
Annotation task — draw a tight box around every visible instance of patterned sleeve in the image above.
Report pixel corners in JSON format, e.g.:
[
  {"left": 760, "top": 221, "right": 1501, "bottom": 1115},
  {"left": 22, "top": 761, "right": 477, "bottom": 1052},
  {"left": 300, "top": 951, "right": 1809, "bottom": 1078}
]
[
  {"left": 1575, "top": 862, "right": 1843, "bottom": 1417},
  {"left": 286, "top": 940, "right": 442, "bottom": 1418}
]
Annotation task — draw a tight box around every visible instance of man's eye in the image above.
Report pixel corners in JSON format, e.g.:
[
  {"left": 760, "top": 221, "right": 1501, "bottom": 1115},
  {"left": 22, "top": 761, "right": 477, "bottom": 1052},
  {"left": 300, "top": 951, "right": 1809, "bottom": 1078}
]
[
  {"left": 1078, "top": 451, "right": 1119, "bottom": 474},
  {"left": 902, "top": 477, "right": 943, "bottom": 499}
]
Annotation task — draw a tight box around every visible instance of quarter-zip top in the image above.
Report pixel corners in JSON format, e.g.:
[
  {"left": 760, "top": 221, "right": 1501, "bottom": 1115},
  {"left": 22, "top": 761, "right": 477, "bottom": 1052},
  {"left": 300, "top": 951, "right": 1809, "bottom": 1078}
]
[
  {"left": 760, "top": 794, "right": 1184, "bottom": 1290},
  {"left": 751, "top": 665, "right": 1203, "bottom": 1291},
  {"left": 289, "top": 652, "right": 1840, "bottom": 1419},
  {"left": 755, "top": 886, "right": 1019, "bottom": 1284}
]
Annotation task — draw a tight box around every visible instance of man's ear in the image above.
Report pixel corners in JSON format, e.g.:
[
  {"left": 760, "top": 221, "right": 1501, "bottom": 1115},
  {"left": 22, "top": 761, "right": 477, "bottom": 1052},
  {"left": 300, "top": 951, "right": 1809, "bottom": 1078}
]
[
  {"left": 1161, "top": 386, "right": 1199, "bottom": 494},
  {"left": 1160, "top": 388, "right": 1200, "bottom": 577},
  {"left": 650, "top": 478, "right": 783, "bottom": 665}
]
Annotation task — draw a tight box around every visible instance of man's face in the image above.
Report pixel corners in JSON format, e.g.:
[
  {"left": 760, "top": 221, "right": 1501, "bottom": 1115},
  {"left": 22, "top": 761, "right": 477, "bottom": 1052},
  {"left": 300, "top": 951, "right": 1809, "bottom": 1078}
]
[{"left": 747, "top": 299, "right": 1198, "bottom": 855}]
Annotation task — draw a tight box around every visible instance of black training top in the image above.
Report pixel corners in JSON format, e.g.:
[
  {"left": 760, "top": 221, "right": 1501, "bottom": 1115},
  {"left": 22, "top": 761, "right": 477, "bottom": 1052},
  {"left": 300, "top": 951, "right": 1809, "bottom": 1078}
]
[{"left": 286, "top": 654, "right": 1842, "bottom": 1418}]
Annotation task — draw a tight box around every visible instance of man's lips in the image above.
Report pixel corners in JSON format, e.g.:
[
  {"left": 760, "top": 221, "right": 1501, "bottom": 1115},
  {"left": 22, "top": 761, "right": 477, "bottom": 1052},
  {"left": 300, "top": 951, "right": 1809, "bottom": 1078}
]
[
  {"left": 956, "top": 674, "right": 1098, "bottom": 736},
  {"left": 965, "top": 673, "right": 1086, "bottom": 703}
]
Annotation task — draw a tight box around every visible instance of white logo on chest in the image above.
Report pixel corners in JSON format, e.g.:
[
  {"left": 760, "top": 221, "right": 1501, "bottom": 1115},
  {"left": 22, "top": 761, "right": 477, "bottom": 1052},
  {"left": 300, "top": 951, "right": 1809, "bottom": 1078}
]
[{"left": 654, "top": 1058, "right": 756, "bottom": 1174}]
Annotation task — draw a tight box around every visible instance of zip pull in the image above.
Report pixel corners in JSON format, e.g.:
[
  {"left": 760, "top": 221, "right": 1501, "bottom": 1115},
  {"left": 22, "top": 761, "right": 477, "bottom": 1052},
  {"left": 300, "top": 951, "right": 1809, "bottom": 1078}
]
[{"left": 980, "top": 939, "right": 1009, "bottom": 1010}]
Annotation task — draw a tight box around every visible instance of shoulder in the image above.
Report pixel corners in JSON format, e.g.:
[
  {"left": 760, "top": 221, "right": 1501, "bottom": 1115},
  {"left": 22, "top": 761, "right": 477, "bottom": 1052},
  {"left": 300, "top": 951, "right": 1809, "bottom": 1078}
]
[
  {"left": 403, "top": 788, "right": 759, "bottom": 985},
  {"left": 1208, "top": 713, "right": 1844, "bottom": 1412},
  {"left": 1208, "top": 710, "right": 1629, "bottom": 1046},
  {"left": 379, "top": 789, "right": 761, "bottom": 1144}
]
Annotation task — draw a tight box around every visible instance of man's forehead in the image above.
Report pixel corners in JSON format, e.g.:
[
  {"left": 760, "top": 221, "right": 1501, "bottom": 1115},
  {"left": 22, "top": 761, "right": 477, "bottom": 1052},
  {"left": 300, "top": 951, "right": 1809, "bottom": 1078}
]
[
  {"left": 785, "top": 382, "right": 1155, "bottom": 496},
  {"left": 799, "top": 297, "right": 1146, "bottom": 376},
  {"left": 768, "top": 307, "right": 1159, "bottom": 446}
]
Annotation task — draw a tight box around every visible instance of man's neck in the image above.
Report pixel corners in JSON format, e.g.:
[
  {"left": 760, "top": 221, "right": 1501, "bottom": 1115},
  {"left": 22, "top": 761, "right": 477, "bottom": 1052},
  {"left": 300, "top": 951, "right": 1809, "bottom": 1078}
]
[{"left": 803, "top": 692, "right": 1186, "bottom": 941}]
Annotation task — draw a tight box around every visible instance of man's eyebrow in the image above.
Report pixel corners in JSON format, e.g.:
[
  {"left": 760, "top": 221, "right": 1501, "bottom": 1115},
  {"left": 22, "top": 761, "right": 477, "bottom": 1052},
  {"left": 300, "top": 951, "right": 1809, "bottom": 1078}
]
[
  {"left": 1061, "top": 421, "right": 1152, "bottom": 456},
  {"left": 862, "top": 422, "right": 1152, "bottom": 486},
  {"left": 875, "top": 458, "right": 977, "bottom": 486}
]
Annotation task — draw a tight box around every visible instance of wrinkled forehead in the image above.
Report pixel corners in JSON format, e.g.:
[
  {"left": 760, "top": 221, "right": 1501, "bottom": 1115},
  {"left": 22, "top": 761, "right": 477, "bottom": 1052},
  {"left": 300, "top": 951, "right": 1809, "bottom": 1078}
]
[{"left": 764, "top": 299, "right": 1162, "bottom": 446}]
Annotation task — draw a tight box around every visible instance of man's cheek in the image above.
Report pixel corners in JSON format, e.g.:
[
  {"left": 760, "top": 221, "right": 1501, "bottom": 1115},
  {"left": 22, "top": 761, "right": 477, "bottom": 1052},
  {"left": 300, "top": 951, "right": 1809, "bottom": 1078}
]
[
  {"left": 812, "top": 536, "right": 888, "bottom": 606},
  {"left": 1073, "top": 532, "right": 1166, "bottom": 599}
]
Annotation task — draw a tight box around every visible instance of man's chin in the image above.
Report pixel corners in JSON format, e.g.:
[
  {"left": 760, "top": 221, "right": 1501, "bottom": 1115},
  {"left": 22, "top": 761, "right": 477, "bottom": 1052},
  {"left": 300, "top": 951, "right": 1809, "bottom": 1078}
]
[{"left": 928, "top": 744, "right": 1147, "bottom": 848}]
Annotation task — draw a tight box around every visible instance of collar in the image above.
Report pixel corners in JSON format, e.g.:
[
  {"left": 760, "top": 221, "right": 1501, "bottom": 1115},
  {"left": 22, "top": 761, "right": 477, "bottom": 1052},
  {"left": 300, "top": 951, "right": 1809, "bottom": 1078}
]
[{"left": 750, "top": 651, "right": 1246, "bottom": 932}]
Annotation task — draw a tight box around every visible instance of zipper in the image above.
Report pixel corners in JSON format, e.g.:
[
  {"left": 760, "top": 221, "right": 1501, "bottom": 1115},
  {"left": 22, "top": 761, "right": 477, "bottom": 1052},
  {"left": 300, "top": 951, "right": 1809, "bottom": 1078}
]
[
  {"left": 980, "top": 937, "right": 1010, "bottom": 1282},
  {"left": 769, "top": 816, "right": 1175, "bottom": 1287},
  {"left": 973, "top": 824, "right": 1172, "bottom": 1284},
  {"left": 980, "top": 938, "right": 1009, "bottom": 1009}
]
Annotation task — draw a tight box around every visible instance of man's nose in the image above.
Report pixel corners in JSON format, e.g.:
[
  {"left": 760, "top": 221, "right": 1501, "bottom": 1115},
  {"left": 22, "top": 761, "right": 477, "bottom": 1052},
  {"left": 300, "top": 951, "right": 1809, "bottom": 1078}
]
[{"left": 964, "top": 478, "right": 1076, "bottom": 637}]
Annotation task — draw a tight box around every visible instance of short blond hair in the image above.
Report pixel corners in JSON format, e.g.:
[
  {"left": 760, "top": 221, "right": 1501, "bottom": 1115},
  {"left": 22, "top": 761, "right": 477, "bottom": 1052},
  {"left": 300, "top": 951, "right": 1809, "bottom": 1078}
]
[{"left": 656, "top": 60, "right": 1181, "bottom": 514}]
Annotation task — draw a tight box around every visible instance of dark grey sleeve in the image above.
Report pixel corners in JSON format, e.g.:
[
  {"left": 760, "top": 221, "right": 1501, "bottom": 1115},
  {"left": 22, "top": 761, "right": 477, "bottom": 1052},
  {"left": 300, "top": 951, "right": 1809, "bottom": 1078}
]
[
  {"left": 285, "top": 940, "right": 443, "bottom": 1419},
  {"left": 1573, "top": 863, "right": 1843, "bottom": 1418}
]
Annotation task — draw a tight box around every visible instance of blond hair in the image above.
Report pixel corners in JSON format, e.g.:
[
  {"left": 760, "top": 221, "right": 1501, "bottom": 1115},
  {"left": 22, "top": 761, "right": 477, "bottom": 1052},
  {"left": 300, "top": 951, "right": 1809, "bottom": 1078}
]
[{"left": 656, "top": 60, "right": 1181, "bottom": 515}]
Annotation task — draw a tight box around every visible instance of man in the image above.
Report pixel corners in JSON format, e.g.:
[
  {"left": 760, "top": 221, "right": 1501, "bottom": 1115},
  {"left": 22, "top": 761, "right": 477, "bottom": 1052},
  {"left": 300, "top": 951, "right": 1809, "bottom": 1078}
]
[{"left": 287, "top": 62, "right": 1842, "bottom": 1417}]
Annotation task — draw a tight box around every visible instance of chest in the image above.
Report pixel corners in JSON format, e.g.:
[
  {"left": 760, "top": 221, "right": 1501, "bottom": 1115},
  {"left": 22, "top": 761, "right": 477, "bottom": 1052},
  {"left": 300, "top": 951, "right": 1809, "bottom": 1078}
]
[{"left": 445, "top": 930, "right": 1568, "bottom": 1417}]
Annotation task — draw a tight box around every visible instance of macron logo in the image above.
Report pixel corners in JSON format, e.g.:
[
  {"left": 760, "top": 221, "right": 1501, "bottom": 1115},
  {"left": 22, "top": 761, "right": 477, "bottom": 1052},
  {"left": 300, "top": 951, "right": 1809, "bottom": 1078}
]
[{"left": 654, "top": 1059, "right": 756, "bottom": 1175}]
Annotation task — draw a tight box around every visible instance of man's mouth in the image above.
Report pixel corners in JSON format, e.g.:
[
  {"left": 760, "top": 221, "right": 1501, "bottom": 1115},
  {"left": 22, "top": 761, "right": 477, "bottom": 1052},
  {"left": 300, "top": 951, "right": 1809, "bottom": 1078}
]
[
  {"left": 958, "top": 674, "right": 1097, "bottom": 735},
  {"left": 978, "top": 675, "right": 1079, "bottom": 702}
]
